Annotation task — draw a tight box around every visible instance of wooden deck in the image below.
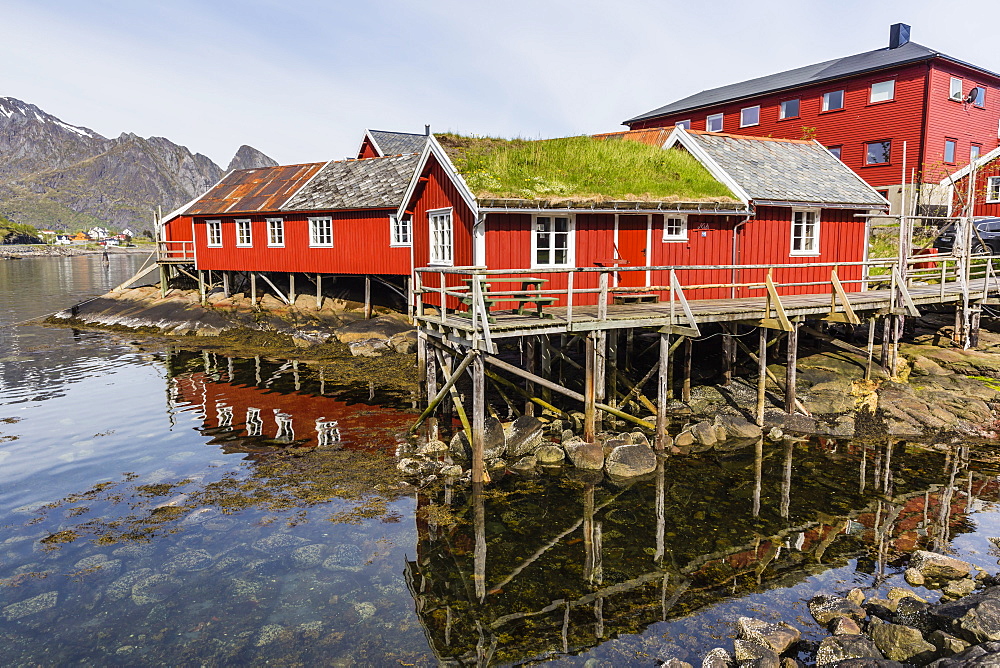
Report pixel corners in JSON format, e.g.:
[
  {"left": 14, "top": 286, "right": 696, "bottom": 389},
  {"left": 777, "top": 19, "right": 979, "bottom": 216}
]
[{"left": 416, "top": 277, "right": 998, "bottom": 341}]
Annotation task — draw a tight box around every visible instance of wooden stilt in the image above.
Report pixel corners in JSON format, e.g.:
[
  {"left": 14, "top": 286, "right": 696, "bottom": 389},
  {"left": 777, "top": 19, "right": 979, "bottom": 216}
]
[
  {"left": 198, "top": 270, "right": 206, "bottom": 304},
  {"left": 607, "top": 330, "right": 618, "bottom": 411},
  {"left": 756, "top": 327, "right": 767, "bottom": 426},
  {"left": 525, "top": 337, "right": 537, "bottom": 417},
  {"left": 159, "top": 265, "right": 168, "bottom": 298},
  {"left": 365, "top": 276, "right": 372, "bottom": 319},
  {"left": 426, "top": 344, "right": 439, "bottom": 441},
  {"left": 721, "top": 323, "right": 735, "bottom": 385},
  {"left": 681, "top": 337, "right": 692, "bottom": 404},
  {"left": 595, "top": 330, "right": 607, "bottom": 428},
  {"left": 316, "top": 274, "right": 322, "bottom": 309},
  {"left": 655, "top": 331, "right": 670, "bottom": 450},
  {"left": 625, "top": 329, "right": 635, "bottom": 371},
  {"left": 584, "top": 332, "right": 597, "bottom": 442},
  {"left": 891, "top": 314, "right": 903, "bottom": 373},
  {"left": 250, "top": 272, "right": 257, "bottom": 306},
  {"left": 865, "top": 317, "right": 876, "bottom": 381},
  {"left": 971, "top": 305, "right": 982, "bottom": 348},
  {"left": 471, "top": 354, "right": 486, "bottom": 485},
  {"left": 288, "top": 273, "right": 295, "bottom": 304},
  {"left": 472, "top": 481, "right": 486, "bottom": 601},
  {"left": 785, "top": 321, "right": 799, "bottom": 414},
  {"left": 881, "top": 316, "right": 891, "bottom": 370},
  {"left": 222, "top": 271, "right": 230, "bottom": 298},
  {"left": 540, "top": 336, "right": 553, "bottom": 404}
]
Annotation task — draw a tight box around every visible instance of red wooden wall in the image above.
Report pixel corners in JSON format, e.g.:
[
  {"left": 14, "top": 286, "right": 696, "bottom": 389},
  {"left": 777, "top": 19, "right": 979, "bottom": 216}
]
[
  {"left": 190, "top": 209, "right": 411, "bottom": 275},
  {"left": 951, "top": 152, "right": 1000, "bottom": 217},
  {"left": 358, "top": 137, "right": 379, "bottom": 159}
]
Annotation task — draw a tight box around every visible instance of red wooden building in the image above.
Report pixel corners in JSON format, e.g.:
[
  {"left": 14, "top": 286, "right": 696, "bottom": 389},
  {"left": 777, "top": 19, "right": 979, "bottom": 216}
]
[
  {"left": 623, "top": 24, "right": 1000, "bottom": 215},
  {"left": 943, "top": 143, "right": 1000, "bottom": 218},
  {"left": 400, "top": 128, "right": 887, "bottom": 303}
]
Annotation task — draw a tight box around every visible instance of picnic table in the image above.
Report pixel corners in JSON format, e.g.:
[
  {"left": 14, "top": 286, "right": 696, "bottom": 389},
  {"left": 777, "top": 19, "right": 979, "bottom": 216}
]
[{"left": 460, "top": 277, "right": 554, "bottom": 321}]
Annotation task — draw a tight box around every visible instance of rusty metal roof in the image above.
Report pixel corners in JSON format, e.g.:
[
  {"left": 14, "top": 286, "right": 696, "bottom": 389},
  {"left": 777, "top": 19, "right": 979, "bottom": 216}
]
[
  {"left": 591, "top": 128, "right": 674, "bottom": 148},
  {"left": 184, "top": 163, "right": 325, "bottom": 215}
]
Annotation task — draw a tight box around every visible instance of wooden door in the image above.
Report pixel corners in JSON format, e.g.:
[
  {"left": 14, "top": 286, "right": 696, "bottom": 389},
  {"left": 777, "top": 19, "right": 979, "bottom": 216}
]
[{"left": 616, "top": 215, "right": 648, "bottom": 288}]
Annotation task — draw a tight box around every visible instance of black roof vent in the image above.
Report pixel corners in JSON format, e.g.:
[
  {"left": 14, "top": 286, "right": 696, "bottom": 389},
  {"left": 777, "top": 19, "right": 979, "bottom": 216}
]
[{"left": 889, "top": 23, "right": 910, "bottom": 49}]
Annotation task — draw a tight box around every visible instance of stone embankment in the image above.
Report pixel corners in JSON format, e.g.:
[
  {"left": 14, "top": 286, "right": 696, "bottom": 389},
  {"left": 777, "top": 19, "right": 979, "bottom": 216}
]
[
  {"left": 656, "top": 550, "right": 1000, "bottom": 666},
  {"left": 1, "top": 244, "right": 150, "bottom": 258}
]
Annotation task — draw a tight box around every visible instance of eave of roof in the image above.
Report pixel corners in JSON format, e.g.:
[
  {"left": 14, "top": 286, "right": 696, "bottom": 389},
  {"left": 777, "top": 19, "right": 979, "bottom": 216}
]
[
  {"left": 625, "top": 42, "right": 1000, "bottom": 125},
  {"left": 476, "top": 197, "right": 749, "bottom": 213}
]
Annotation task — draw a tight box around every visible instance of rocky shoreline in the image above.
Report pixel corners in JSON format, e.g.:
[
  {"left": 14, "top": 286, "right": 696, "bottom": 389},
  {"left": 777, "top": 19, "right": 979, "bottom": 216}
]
[{"left": 0, "top": 243, "right": 152, "bottom": 259}]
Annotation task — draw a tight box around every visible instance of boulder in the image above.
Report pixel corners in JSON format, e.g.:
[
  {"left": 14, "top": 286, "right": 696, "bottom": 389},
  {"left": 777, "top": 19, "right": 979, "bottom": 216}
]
[
  {"left": 389, "top": 331, "right": 418, "bottom": 354},
  {"left": 440, "top": 465, "right": 464, "bottom": 477},
  {"left": 535, "top": 445, "right": 565, "bottom": 465},
  {"left": 510, "top": 455, "right": 537, "bottom": 472},
  {"left": 674, "top": 430, "right": 695, "bottom": 447},
  {"left": 335, "top": 316, "right": 411, "bottom": 344},
  {"left": 505, "top": 416, "right": 546, "bottom": 458},
  {"left": 814, "top": 635, "right": 884, "bottom": 666},
  {"left": 659, "top": 660, "right": 693, "bottom": 668},
  {"left": 397, "top": 458, "right": 423, "bottom": 475},
  {"left": 691, "top": 420, "right": 717, "bottom": 447},
  {"left": 893, "top": 596, "right": 933, "bottom": 634},
  {"left": 928, "top": 641, "right": 1000, "bottom": 667},
  {"left": 563, "top": 438, "right": 604, "bottom": 470},
  {"left": 450, "top": 432, "right": 471, "bottom": 461},
  {"left": 830, "top": 617, "right": 862, "bottom": 635},
  {"left": 701, "top": 648, "right": 733, "bottom": 668},
  {"left": 868, "top": 618, "right": 936, "bottom": 664},
  {"left": 736, "top": 617, "right": 800, "bottom": 654},
  {"left": 715, "top": 414, "right": 763, "bottom": 439},
  {"left": 605, "top": 443, "right": 657, "bottom": 478},
  {"left": 904, "top": 567, "right": 925, "bottom": 586},
  {"left": 630, "top": 431, "right": 651, "bottom": 447},
  {"left": 483, "top": 417, "right": 507, "bottom": 460},
  {"left": 943, "top": 577, "right": 977, "bottom": 599},
  {"left": 809, "top": 594, "right": 866, "bottom": 626},
  {"left": 417, "top": 440, "right": 449, "bottom": 456},
  {"left": 732, "top": 639, "right": 780, "bottom": 668},
  {"left": 926, "top": 629, "right": 969, "bottom": 658},
  {"left": 910, "top": 550, "right": 972, "bottom": 581},
  {"left": 348, "top": 338, "right": 390, "bottom": 357},
  {"left": 931, "top": 585, "right": 1000, "bottom": 643}
]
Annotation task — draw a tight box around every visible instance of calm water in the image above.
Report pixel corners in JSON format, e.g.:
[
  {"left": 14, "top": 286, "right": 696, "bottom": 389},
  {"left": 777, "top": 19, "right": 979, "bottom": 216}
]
[{"left": 3, "top": 255, "right": 1000, "bottom": 666}]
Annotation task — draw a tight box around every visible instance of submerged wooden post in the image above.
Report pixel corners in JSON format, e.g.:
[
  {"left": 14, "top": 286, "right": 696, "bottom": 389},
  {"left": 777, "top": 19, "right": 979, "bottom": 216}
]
[
  {"left": 525, "top": 337, "right": 537, "bottom": 417},
  {"left": 681, "top": 337, "right": 693, "bottom": 404},
  {"left": 607, "top": 330, "right": 619, "bottom": 411},
  {"left": 426, "top": 344, "right": 439, "bottom": 441},
  {"left": 365, "top": 276, "right": 372, "bottom": 319},
  {"left": 595, "top": 330, "right": 607, "bottom": 428},
  {"left": 584, "top": 332, "right": 597, "bottom": 442},
  {"left": 540, "top": 335, "right": 553, "bottom": 404},
  {"left": 756, "top": 327, "right": 767, "bottom": 426},
  {"left": 655, "top": 331, "right": 670, "bottom": 450},
  {"left": 721, "top": 323, "right": 735, "bottom": 385},
  {"left": 865, "top": 317, "right": 876, "bottom": 381},
  {"left": 881, "top": 316, "right": 891, "bottom": 370},
  {"left": 471, "top": 353, "right": 486, "bottom": 485},
  {"left": 785, "top": 321, "right": 799, "bottom": 414}
]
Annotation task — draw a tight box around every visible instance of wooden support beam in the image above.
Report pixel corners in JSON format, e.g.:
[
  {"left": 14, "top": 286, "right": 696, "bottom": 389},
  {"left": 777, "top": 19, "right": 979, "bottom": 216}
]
[
  {"left": 258, "top": 273, "right": 291, "bottom": 305},
  {"left": 681, "top": 337, "right": 693, "bottom": 404},
  {"left": 785, "top": 321, "right": 799, "bottom": 414},
  {"left": 765, "top": 273, "right": 793, "bottom": 331},
  {"left": 525, "top": 337, "right": 537, "bottom": 417},
  {"left": 365, "top": 275, "right": 372, "bottom": 319},
  {"left": 722, "top": 323, "right": 736, "bottom": 385},
  {"left": 655, "top": 331, "right": 670, "bottom": 450},
  {"left": 540, "top": 335, "right": 553, "bottom": 404},
  {"left": 866, "top": 317, "right": 876, "bottom": 381},
  {"left": 970, "top": 305, "right": 982, "bottom": 348},
  {"left": 732, "top": 335, "right": 811, "bottom": 417},
  {"left": 881, "top": 316, "right": 891, "bottom": 370},
  {"left": 595, "top": 330, "right": 607, "bottom": 426},
  {"left": 316, "top": 274, "right": 322, "bottom": 310},
  {"left": 485, "top": 370, "right": 570, "bottom": 419},
  {"left": 584, "top": 332, "right": 597, "bottom": 442},
  {"left": 198, "top": 270, "right": 206, "bottom": 304},
  {"left": 289, "top": 273, "right": 295, "bottom": 303},
  {"left": 250, "top": 272, "right": 257, "bottom": 306},
  {"left": 607, "top": 330, "right": 618, "bottom": 410},
  {"left": 408, "top": 349, "right": 476, "bottom": 433},
  {"left": 223, "top": 271, "right": 230, "bottom": 298},
  {"left": 472, "top": 354, "right": 486, "bottom": 485},
  {"left": 159, "top": 264, "right": 168, "bottom": 298},
  {"left": 756, "top": 327, "right": 767, "bottom": 426}
]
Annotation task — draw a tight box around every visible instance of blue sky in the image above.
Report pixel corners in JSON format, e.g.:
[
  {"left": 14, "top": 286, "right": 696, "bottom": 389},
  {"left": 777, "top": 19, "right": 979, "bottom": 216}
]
[{"left": 4, "top": 0, "right": 997, "bottom": 166}]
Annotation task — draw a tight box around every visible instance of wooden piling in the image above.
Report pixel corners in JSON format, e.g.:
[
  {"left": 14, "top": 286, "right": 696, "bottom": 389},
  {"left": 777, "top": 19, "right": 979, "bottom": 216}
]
[
  {"left": 655, "top": 331, "right": 670, "bottom": 450},
  {"left": 471, "top": 353, "right": 486, "bottom": 485},
  {"left": 970, "top": 305, "right": 982, "bottom": 348},
  {"left": 223, "top": 271, "right": 230, "bottom": 298},
  {"left": 785, "top": 321, "right": 799, "bottom": 414},
  {"left": 721, "top": 323, "right": 735, "bottom": 385},
  {"left": 365, "top": 276, "right": 372, "bottom": 319},
  {"left": 595, "top": 330, "right": 607, "bottom": 428},
  {"left": 607, "top": 330, "right": 619, "bottom": 411},
  {"left": 288, "top": 273, "right": 295, "bottom": 304},
  {"left": 197, "top": 270, "right": 206, "bottom": 304},
  {"left": 159, "top": 265, "right": 168, "bottom": 298},
  {"left": 584, "top": 332, "right": 597, "bottom": 442},
  {"left": 881, "top": 316, "right": 891, "bottom": 371},
  {"left": 316, "top": 274, "right": 322, "bottom": 309},
  {"left": 865, "top": 317, "right": 876, "bottom": 381},
  {"left": 681, "top": 337, "right": 692, "bottom": 404},
  {"left": 426, "top": 344, "right": 439, "bottom": 441},
  {"left": 525, "top": 337, "right": 537, "bottom": 417},
  {"left": 756, "top": 327, "right": 767, "bottom": 426},
  {"left": 250, "top": 272, "right": 257, "bottom": 306}
]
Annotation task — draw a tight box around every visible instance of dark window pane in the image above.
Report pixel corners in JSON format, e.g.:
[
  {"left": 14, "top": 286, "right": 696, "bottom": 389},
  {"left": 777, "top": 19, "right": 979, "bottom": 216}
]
[{"left": 866, "top": 141, "right": 891, "bottom": 164}]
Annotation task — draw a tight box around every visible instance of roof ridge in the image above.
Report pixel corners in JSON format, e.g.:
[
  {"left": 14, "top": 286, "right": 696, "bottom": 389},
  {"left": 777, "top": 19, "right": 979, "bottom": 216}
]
[
  {"left": 687, "top": 130, "right": 816, "bottom": 144},
  {"left": 369, "top": 129, "right": 427, "bottom": 137}
]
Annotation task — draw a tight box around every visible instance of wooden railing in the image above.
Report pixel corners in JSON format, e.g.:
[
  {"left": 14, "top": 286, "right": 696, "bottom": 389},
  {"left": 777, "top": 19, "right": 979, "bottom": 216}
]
[{"left": 157, "top": 240, "right": 195, "bottom": 262}]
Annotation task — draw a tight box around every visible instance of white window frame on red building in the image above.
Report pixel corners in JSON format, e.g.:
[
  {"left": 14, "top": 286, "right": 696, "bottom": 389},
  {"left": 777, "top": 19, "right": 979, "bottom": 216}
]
[
  {"left": 790, "top": 208, "right": 820, "bottom": 256},
  {"left": 531, "top": 214, "right": 574, "bottom": 268},
  {"left": 779, "top": 99, "right": 800, "bottom": 119},
  {"left": 987, "top": 177, "right": 1000, "bottom": 203},
  {"left": 662, "top": 214, "right": 688, "bottom": 242},
  {"left": 235, "top": 219, "right": 252, "bottom": 247},
  {"left": 266, "top": 218, "right": 284, "bottom": 247},
  {"left": 206, "top": 220, "right": 222, "bottom": 247},
  {"left": 706, "top": 114, "right": 723, "bottom": 132},
  {"left": 740, "top": 106, "right": 760, "bottom": 128},
  {"left": 870, "top": 80, "right": 895, "bottom": 103},
  {"left": 822, "top": 90, "right": 844, "bottom": 112},
  {"left": 389, "top": 213, "right": 411, "bottom": 247},
  {"left": 308, "top": 216, "right": 333, "bottom": 248},
  {"left": 428, "top": 208, "right": 453, "bottom": 266}
]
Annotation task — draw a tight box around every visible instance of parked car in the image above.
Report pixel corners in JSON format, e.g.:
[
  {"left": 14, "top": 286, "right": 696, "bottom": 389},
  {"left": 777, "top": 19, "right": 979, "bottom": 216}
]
[{"left": 933, "top": 217, "right": 1000, "bottom": 255}]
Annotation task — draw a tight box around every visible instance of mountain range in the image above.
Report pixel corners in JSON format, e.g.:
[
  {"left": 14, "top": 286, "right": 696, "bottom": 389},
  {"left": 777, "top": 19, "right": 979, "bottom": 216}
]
[{"left": 0, "top": 97, "right": 277, "bottom": 233}]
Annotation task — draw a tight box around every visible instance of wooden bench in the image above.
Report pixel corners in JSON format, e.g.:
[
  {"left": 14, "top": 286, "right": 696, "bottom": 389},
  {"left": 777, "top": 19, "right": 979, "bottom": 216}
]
[{"left": 460, "top": 277, "right": 555, "bottom": 321}]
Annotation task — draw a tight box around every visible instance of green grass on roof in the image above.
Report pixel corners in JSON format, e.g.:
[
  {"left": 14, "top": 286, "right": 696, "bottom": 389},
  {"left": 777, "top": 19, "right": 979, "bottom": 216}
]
[{"left": 435, "top": 133, "right": 736, "bottom": 203}]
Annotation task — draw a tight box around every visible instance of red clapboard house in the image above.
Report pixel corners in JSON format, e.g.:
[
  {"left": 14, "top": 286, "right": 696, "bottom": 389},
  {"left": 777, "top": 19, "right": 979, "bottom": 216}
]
[
  {"left": 157, "top": 134, "right": 429, "bottom": 300},
  {"left": 623, "top": 24, "right": 1000, "bottom": 215},
  {"left": 398, "top": 128, "right": 887, "bottom": 306},
  {"left": 942, "top": 144, "right": 1000, "bottom": 218}
]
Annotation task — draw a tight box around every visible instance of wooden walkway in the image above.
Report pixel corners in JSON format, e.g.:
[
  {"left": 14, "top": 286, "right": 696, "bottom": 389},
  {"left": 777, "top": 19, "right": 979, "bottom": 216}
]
[{"left": 417, "top": 277, "right": 997, "bottom": 341}]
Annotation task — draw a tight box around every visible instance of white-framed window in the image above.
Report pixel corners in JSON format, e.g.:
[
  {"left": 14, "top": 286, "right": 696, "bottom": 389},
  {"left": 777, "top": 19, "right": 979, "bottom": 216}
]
[
  {"left": 944, "top": 139, "right": 957, "bottom": 164},
  {"left": 865, "top": 140, "right": 891, "bottom": 165},
  {"left": 791, "top": 209, "right": 820, "bottom": 255},
  {"left": 267, "top": 218, "right": 284, "bottom": 247},
  {"left": 308, "top": 216, "right": 333, "bottom": 247},
  {"left": 827, "top": 145, "right": 843, "bottom": 160},
  {"left": 779, "top": 99, "right": 800, "bottom": 119},
  {"left": 870, "top": 80, "right": 895, "bottom": 103},
  {"left": 662, "top": 215, "right": 688, "bottom": 242},
  {"left": 675, "top": 120, "right": 691, "bottom": 130},
  {"left": 988, "top": 176, "right": 1000, "bottom": 203},
  {"left": 706, "top": 114, "right": 724, "bottom": 132},
  {"left": 532, "top": 215, "right": 573, "bottom": 267},
  {"left": 971, "top": 86, "right": 986, "bottom": 107},
  {"left": 950, "top": 77, "right": 964, "bottom": 101},
  {"left": 822, "top": 90, "right": 844, "bottom": 111},
  {"left": 235, "top": 219, "right": 252, "bottom": 247},
  {"left": 206, "top": 220, "right": 222, "bottom": 247},
  {"left": 740, "top": 106, "right": 760, "bottom": 127},
  {"left": 390, "top": 214, "right": 411, "bottom": 247},
  {"left": 428, "top": 208, "right": 453, "bottom": 266},
  {"left": 971, "top": 145, "right": 982, "bottom": 162}
]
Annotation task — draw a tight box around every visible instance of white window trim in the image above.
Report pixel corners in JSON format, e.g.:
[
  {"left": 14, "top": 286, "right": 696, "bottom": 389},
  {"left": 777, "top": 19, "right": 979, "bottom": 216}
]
[
  {"left": 389, "top": 213, "right": 411, "bottom": 247},
  {"left": 740, "top": 105, "right": 760, "bottom": 128},
  {"left": 973, "top": 85, "right": 987, "bottom": 108},
  {"left": 675, "top": 120, "right": 691, "bottom": 129},
  {"left": 779, "top": 99, "right": 800, "bottom": 119},
  {"left": 235, "top": 218, "right": 252, "bottom": 248},
  {"left": 308, "top": 216, "right": 333, "bottom": 248},
  {"left": 428, "top": 207, "right": 454, "bottom": 266},
  {"left": 987, "top": 176, "right": 1000, "bottom": 204},
  {"left": 530, "top": 214, "right": 575, "bottom": 269},
  {"left": 266, "top": 218, "right": 284, "bottom": 248},
  {"left": 206, "top": 219, "right": 222, "bottom": 248},
  {"left": 790, "top": 208, "right": 821, "bottom": 256},
  {"left": 662, "top": 214, "right": 688, "bottom": 242},
  {"left": 706, "top": 114, "right": 723, "bottom": 132},
  {"left": 870, "top": 80, "right": 895, "bottom": 103},
  {"left": 971, "top": 145, "right": 982, "bottom": 162},
  {"left": 822, "top": 90, "right": 845, "bottom": 112},
  {"left": 950, "top": 76, "right": 964, "bottom": 101}
]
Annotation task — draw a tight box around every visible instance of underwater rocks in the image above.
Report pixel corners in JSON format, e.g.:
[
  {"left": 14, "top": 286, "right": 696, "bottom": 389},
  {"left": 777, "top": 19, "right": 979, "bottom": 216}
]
[
  {"left": 605, "top": 443, "right": 657, "bottom": 477},
  {"left": 2, "top": 591, "right": 57, "bottom": 620}
]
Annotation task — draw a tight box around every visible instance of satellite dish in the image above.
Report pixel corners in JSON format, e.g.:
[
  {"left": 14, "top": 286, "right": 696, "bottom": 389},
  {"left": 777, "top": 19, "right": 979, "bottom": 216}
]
[{"left": 965, "top": 89, "right": 978, "bottom": 104}]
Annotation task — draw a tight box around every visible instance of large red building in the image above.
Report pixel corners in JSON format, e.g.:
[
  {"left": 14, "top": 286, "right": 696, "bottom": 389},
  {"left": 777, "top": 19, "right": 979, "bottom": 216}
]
[{"left": 624, "top": 24, "right": 1000, "bottom": 215}]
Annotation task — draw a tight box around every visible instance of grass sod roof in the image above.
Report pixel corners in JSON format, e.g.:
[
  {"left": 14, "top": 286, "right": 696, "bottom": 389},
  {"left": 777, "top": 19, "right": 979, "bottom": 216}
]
[{"left": 434, "top": 133, "right": 737, "bottom": 205}]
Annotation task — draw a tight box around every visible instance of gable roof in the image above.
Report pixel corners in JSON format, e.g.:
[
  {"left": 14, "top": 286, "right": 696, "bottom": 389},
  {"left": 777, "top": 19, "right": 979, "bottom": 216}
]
[
  {"left": 365, "top": 129, "right": 428, "bottom": 157},
  {"left": 626, "top": 41, "right": 1000, "bottom": 125},
  {"left": 281, "top": 153, "right": 422, "bottom": 211},
  {"left": 184, "top": 163, "right": 326, "bottom": 215},
  {"left": 942, "top": 144, "right": 1000, "bottom": 185},
  {"left": 666, "top": 129, "right": 889, "bottom": 209}
]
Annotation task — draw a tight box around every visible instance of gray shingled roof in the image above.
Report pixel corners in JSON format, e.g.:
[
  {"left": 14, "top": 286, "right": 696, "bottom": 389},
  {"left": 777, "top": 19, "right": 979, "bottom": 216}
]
[
  {"left": 368, "top": 130, "right": 428, "bottom": 156},
  {"left": 281, "top": 153, "right": 421, "bottom": 211},
  {"left": 685, "top": 132, "right": 887, "bottom": 207},
  {"left": 627, "top": 41, "right": 999, "bottom": 124}
]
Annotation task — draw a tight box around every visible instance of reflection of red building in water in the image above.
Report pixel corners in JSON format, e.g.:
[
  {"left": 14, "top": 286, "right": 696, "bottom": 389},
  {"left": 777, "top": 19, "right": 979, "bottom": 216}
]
[{"left": 171, "top": 368, "right": 413, "bottom": 452}]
